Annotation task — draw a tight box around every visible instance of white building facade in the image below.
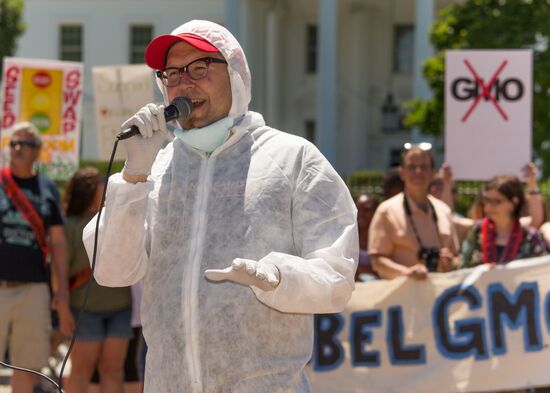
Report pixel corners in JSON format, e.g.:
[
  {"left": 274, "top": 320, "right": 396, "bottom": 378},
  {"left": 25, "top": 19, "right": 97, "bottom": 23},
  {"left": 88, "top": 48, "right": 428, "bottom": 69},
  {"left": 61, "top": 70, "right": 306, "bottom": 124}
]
[{"left": 14, "top": 0, "right": 459, "bottom": 175}]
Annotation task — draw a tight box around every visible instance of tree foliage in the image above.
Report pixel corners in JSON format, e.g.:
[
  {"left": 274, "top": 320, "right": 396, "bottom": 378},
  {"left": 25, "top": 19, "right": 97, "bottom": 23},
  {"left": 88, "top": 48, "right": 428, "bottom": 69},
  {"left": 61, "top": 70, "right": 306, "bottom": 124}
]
[
  {"left": 404, "top": 0, "right": 550, "bottom": 176},
  {"left": 0, "top": 0, "right": 25, "bottom": 73}
]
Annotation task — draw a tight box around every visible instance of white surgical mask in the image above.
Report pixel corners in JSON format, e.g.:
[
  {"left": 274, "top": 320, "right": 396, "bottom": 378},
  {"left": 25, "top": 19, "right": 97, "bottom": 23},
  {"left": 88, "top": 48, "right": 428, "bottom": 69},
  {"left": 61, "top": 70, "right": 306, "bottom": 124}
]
[{"left": 174, "top": 116, "right": 234, "bottom": 153}]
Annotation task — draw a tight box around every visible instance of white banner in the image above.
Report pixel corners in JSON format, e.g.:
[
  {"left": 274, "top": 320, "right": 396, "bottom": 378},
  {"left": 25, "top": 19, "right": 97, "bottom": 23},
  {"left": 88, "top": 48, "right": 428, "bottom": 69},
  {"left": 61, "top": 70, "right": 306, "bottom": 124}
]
[
  {"left": 308, "top": 256, "right": 550, "bottom": 393},
  {"left": 1, "top": 57, "right": 83, "bottom": 180},
  {"left": 444, "top": 50, "right": 532, "bottom": 181},
  {"left": 92, "top": 64, "right": 155, "bottom": 160}
]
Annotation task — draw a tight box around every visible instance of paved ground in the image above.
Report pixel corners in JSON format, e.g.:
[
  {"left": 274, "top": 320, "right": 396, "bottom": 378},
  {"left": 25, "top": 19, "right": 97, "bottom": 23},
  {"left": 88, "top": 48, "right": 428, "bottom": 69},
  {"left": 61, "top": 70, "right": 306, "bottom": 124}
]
[
  {"left": 1, "top": 344, "right": 68, "bottom": 392},
  {"left": 0, "top": 372, "right": 66, "bottom": 393},
  {"left": 0, "top": 368, "right": 10, "bottom": 392}
]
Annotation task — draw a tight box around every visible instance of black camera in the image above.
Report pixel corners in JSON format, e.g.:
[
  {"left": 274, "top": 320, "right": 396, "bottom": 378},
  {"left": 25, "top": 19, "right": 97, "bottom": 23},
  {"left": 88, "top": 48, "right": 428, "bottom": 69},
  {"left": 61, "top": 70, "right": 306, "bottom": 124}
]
[{"left": 418, "top": 247, "right": 440, "bottom": 272}]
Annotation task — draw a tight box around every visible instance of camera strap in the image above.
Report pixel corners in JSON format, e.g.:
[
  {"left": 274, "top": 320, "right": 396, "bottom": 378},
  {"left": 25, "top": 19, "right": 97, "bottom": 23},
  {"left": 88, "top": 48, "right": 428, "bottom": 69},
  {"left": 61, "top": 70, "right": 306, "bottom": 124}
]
[{"left": 403, "top": 194, "right": 442, "bottom": 256}]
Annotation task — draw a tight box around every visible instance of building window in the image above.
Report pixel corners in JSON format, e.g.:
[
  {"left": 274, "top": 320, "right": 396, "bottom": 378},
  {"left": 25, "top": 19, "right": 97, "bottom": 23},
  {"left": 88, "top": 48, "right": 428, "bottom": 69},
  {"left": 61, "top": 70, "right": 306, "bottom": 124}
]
[
  {"left": 130, "top": 25, "right": 153, "bottom": 64},
  {"left": 305, "top": 120, "right": 316, "bottom": 143},
  {"left": 393, "top": 25, "right": 414, "bottom": 74},
  {"left": 306, "top": 24, "right": 317, "bottom": 74},
  {"left": 59, "top": 25, "right": 83, "bottom": 61},
  {"left": 389, "top": 148, "right": 402, "bottom": 167}
]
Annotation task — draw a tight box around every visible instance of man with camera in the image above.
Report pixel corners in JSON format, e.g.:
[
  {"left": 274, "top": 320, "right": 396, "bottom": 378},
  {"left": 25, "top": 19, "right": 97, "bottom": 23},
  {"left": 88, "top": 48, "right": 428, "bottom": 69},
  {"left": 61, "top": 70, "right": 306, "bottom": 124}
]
[{"left": 369, "top": 144, "right": 460, "bottom": 280}]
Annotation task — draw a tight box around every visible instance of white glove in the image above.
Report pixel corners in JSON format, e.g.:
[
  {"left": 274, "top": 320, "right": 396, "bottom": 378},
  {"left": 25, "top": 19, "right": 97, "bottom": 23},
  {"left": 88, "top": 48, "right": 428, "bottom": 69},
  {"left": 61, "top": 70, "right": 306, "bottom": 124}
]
[
  {"left": 204, "top": 258, "right": 280, "bottom": 292},
  {"left": 121, "top": 103, "right": 168, "bottom": 176}
]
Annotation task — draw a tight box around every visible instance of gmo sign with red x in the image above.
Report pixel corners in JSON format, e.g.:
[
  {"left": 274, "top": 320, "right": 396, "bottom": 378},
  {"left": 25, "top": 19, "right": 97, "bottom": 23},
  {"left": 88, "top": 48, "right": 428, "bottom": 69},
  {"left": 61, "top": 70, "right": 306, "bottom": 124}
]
[
  {"left": 452, "top": 59, "right": 525, "bottom": 122},
  {"left": 445, "top": 50, "right": 532, "bottom": 181}
]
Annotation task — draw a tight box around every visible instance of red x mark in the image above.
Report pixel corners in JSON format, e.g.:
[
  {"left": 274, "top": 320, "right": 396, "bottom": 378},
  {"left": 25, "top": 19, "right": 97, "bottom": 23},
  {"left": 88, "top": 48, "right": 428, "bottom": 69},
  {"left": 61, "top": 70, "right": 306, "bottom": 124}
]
[{"left": 461, "top": 59, "right": 509, "bottom": 123}]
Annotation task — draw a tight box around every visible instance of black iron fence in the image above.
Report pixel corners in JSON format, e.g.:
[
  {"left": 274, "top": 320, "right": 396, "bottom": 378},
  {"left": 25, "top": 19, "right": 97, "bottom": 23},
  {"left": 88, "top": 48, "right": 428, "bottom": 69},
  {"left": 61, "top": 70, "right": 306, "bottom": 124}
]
[{"left": 345, "top": 172, "right": 550, "bottom": 217}]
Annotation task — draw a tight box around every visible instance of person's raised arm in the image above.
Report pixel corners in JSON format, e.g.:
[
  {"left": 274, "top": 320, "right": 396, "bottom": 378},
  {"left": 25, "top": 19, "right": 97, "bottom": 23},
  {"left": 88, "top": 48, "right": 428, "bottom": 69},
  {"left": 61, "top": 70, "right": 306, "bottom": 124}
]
[
  {"left": 437, "top": 163, "right": 455, "bottom": 209},
  {"left": 523, "top": 162, "right": 544, "bottom": 228}
]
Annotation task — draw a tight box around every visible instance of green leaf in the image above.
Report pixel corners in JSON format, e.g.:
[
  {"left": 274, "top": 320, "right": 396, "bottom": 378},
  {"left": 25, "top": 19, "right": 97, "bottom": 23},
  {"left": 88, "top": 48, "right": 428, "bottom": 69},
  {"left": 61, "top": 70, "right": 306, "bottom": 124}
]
[{"left": 0, "top": 0, "right": 26, "bottom": 74}]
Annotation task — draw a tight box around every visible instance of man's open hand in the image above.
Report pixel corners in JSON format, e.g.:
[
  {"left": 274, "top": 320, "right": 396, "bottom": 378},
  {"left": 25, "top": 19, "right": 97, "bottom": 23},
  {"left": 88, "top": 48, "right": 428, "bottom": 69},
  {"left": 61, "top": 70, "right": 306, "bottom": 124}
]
[{"left": 204, "top": 258, "right": 280, "bottom": 291}]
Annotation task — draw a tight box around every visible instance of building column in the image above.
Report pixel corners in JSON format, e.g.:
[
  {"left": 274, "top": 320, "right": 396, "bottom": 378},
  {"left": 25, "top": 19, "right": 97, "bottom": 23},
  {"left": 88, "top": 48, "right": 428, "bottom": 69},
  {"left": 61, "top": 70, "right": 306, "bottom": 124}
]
[
  {"left": 226, "top": 0, "right": 266, "bottom": 113},
  {"left": 265, "top": 2, "right": 282, "bottom": 125},
  {"left": 316, "top": 0, "right": 338, "bottom": 165},
  {"left": 225, "top": 0, "right": 242, "bottom": 41},
  {"left": 348, "top": 4, "right": 369, "bottom": 174},
  {"left": 412, "top": 0, "right": 434, "bottom": 142}
]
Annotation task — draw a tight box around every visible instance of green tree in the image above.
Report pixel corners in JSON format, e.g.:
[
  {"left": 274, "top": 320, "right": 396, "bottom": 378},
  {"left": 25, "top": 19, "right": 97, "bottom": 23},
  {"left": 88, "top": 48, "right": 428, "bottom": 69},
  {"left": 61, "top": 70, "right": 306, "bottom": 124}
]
[
  {"left": 0, "top": 0, "right": 25, "bottom": 73},
  {"left": 404, "top": 0, "right": 550, "bottom": 176}
]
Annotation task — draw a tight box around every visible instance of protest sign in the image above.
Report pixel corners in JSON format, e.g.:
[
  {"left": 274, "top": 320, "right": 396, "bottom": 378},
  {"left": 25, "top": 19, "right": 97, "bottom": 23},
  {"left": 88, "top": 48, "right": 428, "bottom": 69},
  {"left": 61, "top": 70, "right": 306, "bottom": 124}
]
[
  {"left": 92, "top": 64, "right": 154, "bottom": 160},
  {"left": 309, "top": 256, "right": 550, "bottom": 392},
  {"left": 1, "top": 57, "right": 83, "bottom": 180},
  {"left": 445, "top": 50, "right": 532, "bottom": 180}
]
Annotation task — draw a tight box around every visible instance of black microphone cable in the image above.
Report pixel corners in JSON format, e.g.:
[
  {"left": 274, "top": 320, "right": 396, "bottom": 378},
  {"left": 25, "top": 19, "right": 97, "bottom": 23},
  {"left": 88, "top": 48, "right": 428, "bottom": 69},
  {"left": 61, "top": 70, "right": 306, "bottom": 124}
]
[{"left": 0, "top": 138, "right": 120, "bottom": 393}]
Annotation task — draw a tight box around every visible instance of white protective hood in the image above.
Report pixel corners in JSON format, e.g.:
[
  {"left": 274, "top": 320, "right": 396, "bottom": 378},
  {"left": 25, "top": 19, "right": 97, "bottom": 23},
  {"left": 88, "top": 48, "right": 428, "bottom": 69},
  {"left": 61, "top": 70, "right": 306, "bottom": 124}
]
[{"left": 155, "top": 20, "right": 251, "bottom": 120}]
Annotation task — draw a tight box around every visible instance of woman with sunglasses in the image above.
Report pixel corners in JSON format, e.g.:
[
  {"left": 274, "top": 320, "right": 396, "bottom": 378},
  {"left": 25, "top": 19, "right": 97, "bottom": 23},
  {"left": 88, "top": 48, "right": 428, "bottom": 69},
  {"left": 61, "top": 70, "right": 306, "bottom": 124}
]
[{"left": 461, "top": 175, "right": 547, "bottom": 268}]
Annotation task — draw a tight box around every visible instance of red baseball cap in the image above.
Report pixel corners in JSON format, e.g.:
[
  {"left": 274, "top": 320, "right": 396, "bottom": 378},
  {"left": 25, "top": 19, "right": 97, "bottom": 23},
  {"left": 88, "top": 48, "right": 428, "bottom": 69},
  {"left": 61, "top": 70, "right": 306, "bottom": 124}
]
[{"left": 145, "top": 33, "right": 219, "bottom": 70}]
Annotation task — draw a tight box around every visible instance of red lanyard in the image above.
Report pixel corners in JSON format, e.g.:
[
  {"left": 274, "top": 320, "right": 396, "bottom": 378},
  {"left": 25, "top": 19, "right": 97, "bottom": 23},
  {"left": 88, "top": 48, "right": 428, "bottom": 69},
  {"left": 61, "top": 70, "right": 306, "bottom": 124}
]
[
  {"left": 69, "top": 265, "right": 92, "bottom": 292},
  {"left": 0, "top": 167, "right": 49, "bottom": 265},
  {"left": 481, "top": 217, "right": 523, "bottom": 263}
]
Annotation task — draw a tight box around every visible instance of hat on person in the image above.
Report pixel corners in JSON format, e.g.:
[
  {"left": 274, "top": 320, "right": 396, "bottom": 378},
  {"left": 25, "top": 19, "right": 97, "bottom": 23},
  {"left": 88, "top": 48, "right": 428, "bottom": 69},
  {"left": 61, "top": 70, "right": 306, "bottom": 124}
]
[
  {"left": 145, "top": 33, "right": 220, "bottom": 70},
  {"left": 149, "top": 20, "right": 251, "bottom": 118}
]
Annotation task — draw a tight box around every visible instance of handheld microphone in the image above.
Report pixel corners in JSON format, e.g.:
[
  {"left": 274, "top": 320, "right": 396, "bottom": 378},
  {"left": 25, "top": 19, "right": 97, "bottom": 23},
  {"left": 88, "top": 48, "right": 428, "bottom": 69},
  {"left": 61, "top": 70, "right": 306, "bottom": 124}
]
[{"left": 116, "top": 96, "right": 193, "bottom": 140}]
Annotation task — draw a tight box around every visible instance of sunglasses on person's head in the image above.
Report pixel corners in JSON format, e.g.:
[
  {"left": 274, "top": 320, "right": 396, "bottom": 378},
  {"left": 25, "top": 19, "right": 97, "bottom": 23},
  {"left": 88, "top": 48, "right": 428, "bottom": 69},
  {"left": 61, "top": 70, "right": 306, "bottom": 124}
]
[
  {"left": 401, "top": 142, "right": 434, "bottom": 171},
  {"left": 9, "top": 140, "right": 39, "bottom": 148},
  {"left": 403, "top": 142, "right": 432, "bottom": 151}
]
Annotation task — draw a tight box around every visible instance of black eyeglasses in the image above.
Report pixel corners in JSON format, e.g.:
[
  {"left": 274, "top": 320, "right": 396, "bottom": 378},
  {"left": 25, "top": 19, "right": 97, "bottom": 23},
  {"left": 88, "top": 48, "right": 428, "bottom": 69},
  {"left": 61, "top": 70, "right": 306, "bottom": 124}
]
[
  {"left": 156, "top": 57, "right": 228, "bottom": 87},
  {"left": 482, "top": 196, "right": 506, "bottom": 206},
  {"left": 9, "top": 140, "right": 39, "bottom": 149}
]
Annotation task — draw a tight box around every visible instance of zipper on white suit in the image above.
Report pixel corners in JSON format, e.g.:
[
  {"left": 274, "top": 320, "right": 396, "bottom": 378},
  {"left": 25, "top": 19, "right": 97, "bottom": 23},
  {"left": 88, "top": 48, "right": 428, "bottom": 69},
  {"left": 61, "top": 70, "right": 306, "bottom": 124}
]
[{"left": 183, "top": 153, "right": 215, "bottom": 393}]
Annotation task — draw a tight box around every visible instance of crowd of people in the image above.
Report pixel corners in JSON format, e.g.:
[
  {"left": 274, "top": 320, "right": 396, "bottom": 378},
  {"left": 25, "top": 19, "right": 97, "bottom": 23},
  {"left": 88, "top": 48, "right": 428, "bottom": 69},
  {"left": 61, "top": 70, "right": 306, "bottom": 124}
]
[
  {"left": 354, "top": 145, "right": 550, "bottom": 393},
  {"left": 356, "top": 144, "right": 549, "bottom": 284},
  {"left": 0, "top": 122, "right": 146, "bottom": 393},
  {"left": 1, "top": 17, "right": 550, "bottom": 393}
]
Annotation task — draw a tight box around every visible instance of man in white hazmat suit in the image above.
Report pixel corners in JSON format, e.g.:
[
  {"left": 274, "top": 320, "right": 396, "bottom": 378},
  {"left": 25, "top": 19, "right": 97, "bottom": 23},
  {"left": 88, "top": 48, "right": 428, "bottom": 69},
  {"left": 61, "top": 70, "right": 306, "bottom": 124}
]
[{"left": 83, "top": 19, "right": 358, "bottom": 393}]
